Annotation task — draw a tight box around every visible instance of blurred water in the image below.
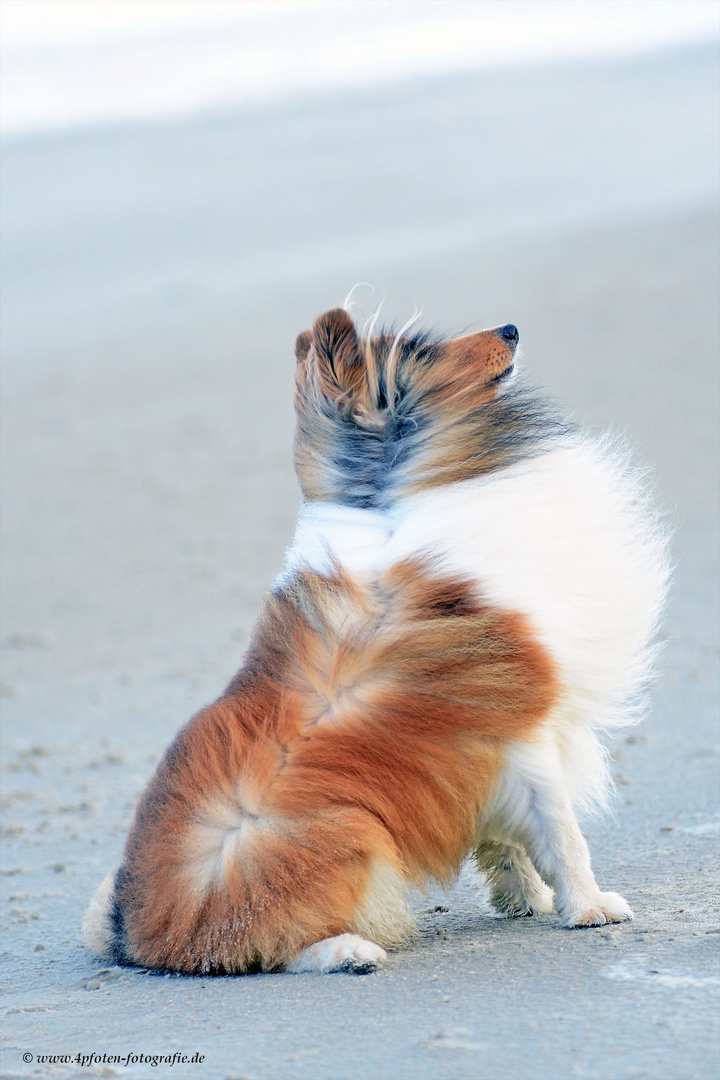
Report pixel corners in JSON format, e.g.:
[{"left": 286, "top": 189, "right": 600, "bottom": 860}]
[
  {"left": 2, "top": 0, "right": 717, "bottom": 136},
  {"left": 1, "top": 43, "right": 718, "bottom": 364}
]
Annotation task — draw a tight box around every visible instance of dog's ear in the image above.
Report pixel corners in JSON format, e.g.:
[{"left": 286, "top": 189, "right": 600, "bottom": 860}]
[
  {"left": 295, "top": 330, "right": 312, "bottom": 364},
  {"left": 310, "top": 308, "right": 364, "bottom": 406}
]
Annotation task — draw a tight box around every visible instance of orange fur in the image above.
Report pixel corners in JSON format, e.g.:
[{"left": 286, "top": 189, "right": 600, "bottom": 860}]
[{"left": 114, "top": 560, "right": 558, "bottom": 973}]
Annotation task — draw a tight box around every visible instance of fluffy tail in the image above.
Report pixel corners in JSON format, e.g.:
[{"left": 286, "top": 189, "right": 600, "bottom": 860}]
[{"left": 81, "top": 872, "right": 116, "bottom": 959}]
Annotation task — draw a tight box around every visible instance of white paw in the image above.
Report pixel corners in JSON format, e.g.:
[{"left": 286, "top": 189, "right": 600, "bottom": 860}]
[
  {"left": 286, "top": 933, "right": 387, "bottom": 974},
  {"left": 562, "top": 891, "right": 633, "bottom": 928}
]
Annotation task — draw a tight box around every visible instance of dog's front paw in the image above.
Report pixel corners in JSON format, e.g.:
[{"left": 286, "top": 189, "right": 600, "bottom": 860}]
[
  {"left": 562, "top": 891, "right": 633, "bottom": 928},
  {"left": 287, "top": 933, "right": 387, "bottom": 974}
]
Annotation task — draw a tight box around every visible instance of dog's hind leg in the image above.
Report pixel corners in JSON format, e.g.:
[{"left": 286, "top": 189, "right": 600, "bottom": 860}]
[
  {"left": 286, "top": 933, "right": 386, "bottom": 974},
  {"left": 474, "top": 840, "right": 554, "bottom": 917},
  {"left": 286, "top": 857, "right": 412, "bottom": 973}
]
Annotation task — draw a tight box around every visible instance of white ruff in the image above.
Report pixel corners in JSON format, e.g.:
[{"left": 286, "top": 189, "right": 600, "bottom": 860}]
[{"left": 283, "top": 435, "right": 669, "bottom": 827}]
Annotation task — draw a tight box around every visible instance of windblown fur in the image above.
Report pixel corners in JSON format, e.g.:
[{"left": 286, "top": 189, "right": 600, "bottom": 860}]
[{"left": 83, "top": 307, "right": 669, "bottom": 974}]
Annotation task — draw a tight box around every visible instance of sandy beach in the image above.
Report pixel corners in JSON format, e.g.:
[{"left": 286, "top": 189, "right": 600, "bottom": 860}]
[{"left": 1, "top": 42, "right": 718, "bottom": 1080}]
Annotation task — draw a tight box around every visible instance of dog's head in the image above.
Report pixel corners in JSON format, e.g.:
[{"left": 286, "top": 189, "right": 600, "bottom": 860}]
[{"left": 293, "top": 307, "right": 554, "bottom": 508}]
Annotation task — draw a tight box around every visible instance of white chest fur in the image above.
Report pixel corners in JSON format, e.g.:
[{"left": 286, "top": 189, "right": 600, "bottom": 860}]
[{"left": 283, "top": 438, "right": 668, "bottom": 739}]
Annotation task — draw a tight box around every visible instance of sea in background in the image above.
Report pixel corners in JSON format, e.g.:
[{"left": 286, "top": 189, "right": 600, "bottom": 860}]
[
  {"left": 2, "top": 0, "right": 718, "bottom": 136},
  {"left": 2, "top": 1, "right": 718, "bottom": 364},
  {"left": 1, "top": 37, "right": 718, "bottom": 365}
]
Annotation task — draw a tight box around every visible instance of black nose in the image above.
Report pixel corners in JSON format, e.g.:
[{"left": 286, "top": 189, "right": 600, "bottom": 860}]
[{"left": 499, "top": 324, "right": 519, "bottom": 343}]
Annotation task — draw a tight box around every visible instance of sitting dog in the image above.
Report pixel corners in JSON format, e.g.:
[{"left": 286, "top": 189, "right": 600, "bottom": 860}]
[{"left": 83, "top": 307, "right": 668, "bottom": 974}]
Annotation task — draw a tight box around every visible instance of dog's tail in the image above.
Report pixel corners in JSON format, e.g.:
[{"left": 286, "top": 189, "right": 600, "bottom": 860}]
[{"left": 81, "top": 872, "right": 116, "bottom": 959}]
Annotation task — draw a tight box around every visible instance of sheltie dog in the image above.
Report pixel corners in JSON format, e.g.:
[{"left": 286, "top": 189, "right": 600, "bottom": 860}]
[{"left": 83, "top": 306, "right": 668, "bottom": 974}]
